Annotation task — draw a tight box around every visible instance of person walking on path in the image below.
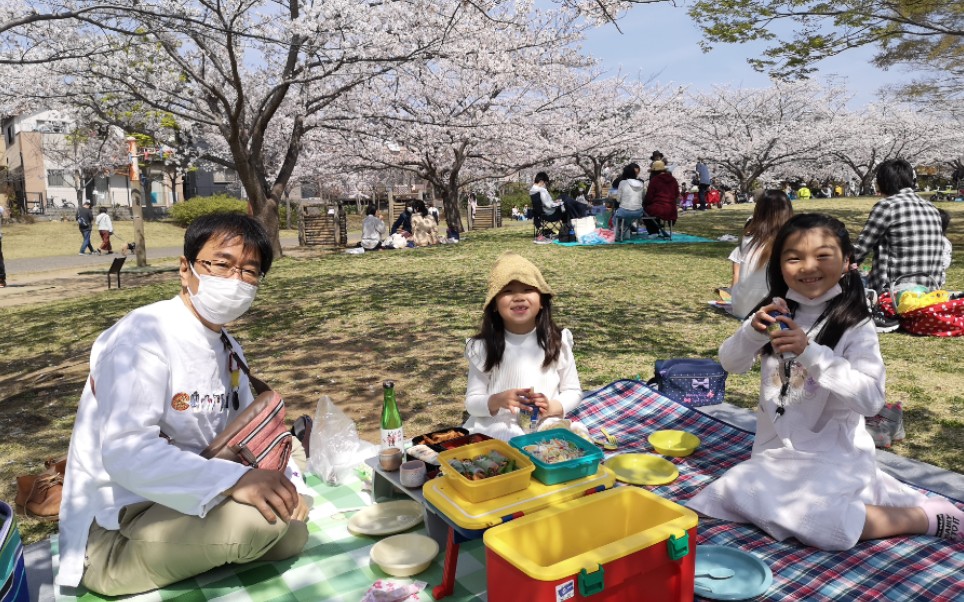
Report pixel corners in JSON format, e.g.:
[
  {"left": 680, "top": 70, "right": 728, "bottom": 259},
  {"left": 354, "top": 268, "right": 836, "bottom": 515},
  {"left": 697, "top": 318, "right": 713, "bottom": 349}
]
[
  {"left": 696, "top": 158, "right": 713, "bottom": 210},
  {"left": 0, "top": 203, "right": 7, "bottom": 287},
  {"left": 76, "top": 201, "right": 96, "bottom": 255},
  {"left": 95, "top": 206, "right": 114, "bottom": 254}
]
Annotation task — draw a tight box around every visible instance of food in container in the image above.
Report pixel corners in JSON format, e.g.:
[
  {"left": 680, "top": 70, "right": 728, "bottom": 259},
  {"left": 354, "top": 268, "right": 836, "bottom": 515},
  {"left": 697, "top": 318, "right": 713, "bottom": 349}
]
[
  {"left": 406, "top": 444, "right": 439, "bottom": 465},
  {"left": 522, "top": 437, "right": 587, "bottom": 464},
  {"left": 412, "top": 427, "right": 469, "bottom": 446},
  {"left": 451, "top": 451, "right": 516, "bottom": 480}
]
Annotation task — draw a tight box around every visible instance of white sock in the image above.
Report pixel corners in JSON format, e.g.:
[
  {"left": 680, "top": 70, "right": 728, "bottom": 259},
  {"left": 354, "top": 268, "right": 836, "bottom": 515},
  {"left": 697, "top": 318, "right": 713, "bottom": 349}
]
[{"left": 920, "top": 498, "right": 963, "bottom": 540}]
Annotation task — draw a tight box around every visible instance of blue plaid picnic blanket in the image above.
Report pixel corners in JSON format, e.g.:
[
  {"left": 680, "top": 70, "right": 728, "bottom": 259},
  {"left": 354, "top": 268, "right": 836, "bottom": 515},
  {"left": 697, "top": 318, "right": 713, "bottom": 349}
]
[{"left": 570, "top": 379, "right": 964, "bottom": 602}]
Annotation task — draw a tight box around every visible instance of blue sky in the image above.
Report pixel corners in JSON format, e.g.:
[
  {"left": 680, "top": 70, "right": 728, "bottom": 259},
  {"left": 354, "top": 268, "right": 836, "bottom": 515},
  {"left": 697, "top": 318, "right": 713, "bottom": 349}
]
[{"left": 580, "top": 3, "right": 909, "bottom": 108}]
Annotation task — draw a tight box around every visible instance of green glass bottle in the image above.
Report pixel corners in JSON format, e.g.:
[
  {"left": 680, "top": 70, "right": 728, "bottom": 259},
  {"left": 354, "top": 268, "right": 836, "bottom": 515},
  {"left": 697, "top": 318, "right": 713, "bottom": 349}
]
[{"left": 380, "top": 380, "right": 404, "bottom": 450}]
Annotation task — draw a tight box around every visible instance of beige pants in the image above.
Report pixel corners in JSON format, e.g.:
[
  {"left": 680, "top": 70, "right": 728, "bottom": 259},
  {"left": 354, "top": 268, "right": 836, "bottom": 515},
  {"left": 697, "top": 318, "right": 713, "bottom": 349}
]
[
  {"left": 82, "top": 440, "right": 310, "bottom": 596},
  {"left": 82, "top": 498, "right": 307, "bottom": 596}
]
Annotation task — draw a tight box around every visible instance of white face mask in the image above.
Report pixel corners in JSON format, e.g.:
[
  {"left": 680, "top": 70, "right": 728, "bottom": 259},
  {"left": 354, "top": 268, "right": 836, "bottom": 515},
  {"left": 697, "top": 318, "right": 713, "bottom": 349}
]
[{"left": 188, "top": 263, "right": 258, "bottom": 325}]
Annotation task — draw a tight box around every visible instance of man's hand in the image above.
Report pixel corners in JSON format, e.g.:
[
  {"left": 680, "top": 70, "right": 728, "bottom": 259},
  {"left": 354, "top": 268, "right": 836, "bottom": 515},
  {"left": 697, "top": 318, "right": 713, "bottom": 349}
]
[{"left": 225, "top": 469, "right": 298, "bottom": 523}]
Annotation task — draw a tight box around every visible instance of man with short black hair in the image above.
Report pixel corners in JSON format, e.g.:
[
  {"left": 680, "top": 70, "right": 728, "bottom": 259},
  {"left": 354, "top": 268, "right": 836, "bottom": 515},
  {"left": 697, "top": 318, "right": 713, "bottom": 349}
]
[
  {"left": 854, "top": 158, "right": 944, "bottom": 332},
  {"left": 854, "top": 158, "right": 944, "bottom": 293},
  {"left": 58, "top": 214, "right": 309, "bottom": 596}
]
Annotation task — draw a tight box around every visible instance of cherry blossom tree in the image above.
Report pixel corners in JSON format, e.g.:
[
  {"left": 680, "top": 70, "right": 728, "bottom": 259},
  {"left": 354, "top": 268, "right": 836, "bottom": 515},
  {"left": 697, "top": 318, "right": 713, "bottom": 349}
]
[
  {"left": 310, "top": 4, "right": 596, "bottom": 232},
  {"left": 680, "top": 81, "right": 843, "bottom": 192},
  {"left": 547, "top": 77, "right": 686, "bottom": 196},
  {"left": 818, "top": 101, "right": 945, "bottom": 194}
]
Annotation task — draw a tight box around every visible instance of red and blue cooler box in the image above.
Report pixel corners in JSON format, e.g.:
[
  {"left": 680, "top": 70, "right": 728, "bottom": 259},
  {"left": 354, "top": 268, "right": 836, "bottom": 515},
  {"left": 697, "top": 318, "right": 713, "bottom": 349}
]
[{"left": 483, "top": 487, "right": 698, "bottom": 602}]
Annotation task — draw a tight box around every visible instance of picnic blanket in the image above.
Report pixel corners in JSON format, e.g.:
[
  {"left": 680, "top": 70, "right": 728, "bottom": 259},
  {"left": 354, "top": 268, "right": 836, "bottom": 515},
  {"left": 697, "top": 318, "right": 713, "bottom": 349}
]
[
  {"left": 51, "top": 381, "right": 963, "bottom": 601},
  {"left": 553, "top": 232, "right": 714, "bottom": 246},
  {"left": 570, "top": 380, "right": 964, "bottom": 602}
]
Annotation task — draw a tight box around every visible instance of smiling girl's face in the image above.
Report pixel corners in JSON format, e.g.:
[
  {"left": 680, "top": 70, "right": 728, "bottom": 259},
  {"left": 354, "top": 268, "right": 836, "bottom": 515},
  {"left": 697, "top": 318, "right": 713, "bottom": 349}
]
[
  {"left": 495, "top": 280, "right": 542, "bottom": 334},
  {"left": 780, "top": 228, "right": 847, "bottom": 299}
]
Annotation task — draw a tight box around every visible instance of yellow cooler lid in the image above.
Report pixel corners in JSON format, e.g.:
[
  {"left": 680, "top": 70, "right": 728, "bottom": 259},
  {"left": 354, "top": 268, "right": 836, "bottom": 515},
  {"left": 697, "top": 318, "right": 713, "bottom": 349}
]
[
  {"left": 483, "top": 487, "right": 698, "bottom": 581},
  {"left": 424, "top": 465, "right": 616, "bottom": 531}
]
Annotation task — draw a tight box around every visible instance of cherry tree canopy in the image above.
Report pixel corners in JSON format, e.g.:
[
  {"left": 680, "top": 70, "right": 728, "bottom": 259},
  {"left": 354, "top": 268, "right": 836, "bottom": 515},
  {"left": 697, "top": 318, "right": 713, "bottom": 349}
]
[
  {"left": 305, "top": 3, "right": 597, "bottom": 231},
  {"left": 679, "top": 81, "right": 844, "bottom": 192},
  {"left": 0, "top": 0, "right": 614, "bottom": 253}
]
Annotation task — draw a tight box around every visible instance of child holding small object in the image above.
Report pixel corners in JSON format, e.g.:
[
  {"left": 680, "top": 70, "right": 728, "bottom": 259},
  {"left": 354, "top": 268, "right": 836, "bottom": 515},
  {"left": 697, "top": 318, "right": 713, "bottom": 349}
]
[
  {"left": 463, "top": 252, "right": 582, "bottom": 441},
  {"left": 689, "top": 214, "right": 963, "bottom": 550}
]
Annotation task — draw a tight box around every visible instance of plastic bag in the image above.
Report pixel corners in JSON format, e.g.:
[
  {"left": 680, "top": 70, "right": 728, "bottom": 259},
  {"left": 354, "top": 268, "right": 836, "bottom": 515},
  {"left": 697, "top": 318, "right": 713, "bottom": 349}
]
[
  {"left": 307, "top": 395, "right": 379, "bottom": 485},
  {"left": 896, "top": 289, "right": 949, "bottom": 314}
]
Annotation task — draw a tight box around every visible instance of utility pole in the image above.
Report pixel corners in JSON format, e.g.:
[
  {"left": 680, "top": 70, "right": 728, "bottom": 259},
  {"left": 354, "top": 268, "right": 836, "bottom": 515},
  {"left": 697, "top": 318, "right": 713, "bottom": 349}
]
[{"left": 126, "top": 137, "right": 148, "bottom": 267}]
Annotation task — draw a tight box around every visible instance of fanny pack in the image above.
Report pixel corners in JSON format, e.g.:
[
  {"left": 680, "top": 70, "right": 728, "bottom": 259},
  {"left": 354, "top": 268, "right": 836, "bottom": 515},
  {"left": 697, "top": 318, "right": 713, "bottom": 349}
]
[
  {"left": 163, "top": 331, "right": 293, "bottom": 471},
  {"left": 647, "top": 358, "right": 727, "bottom": 407}
]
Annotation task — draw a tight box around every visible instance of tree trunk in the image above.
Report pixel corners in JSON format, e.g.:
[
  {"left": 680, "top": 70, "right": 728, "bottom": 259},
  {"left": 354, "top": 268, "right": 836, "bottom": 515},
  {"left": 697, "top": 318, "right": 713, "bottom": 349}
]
[
  {"left": 253, "top": 195, "right": 282, "bottom": 256},
  {"left": 440, "top": 185, "right": 463, "bottom": 234}
]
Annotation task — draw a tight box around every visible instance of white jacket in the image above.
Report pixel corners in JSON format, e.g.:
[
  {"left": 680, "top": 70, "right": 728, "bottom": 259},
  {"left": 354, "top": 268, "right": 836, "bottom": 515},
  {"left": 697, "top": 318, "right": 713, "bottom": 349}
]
[
  {"left": 688, "top": 286, "right": 924, "bottom": 550},
  {"left": 616, "top": 179, "right": 645, "bottom": 212},
  {"left": 94, "top": 212, "right": 113, "bottom": 232},
  {"left": 57, "top": 297, "right": 305, "bottom": 586}
]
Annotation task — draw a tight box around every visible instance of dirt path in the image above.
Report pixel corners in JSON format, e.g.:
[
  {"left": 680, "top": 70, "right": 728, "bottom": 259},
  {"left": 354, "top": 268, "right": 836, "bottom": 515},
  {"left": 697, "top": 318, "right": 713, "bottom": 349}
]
[{"left": 0, "top": 264, "right": 182, "bottom": 309}]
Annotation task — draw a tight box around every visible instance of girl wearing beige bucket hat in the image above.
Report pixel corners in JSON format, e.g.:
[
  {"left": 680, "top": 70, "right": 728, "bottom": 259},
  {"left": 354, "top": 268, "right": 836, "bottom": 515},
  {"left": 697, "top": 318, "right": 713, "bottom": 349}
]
[{"left": 463, "top": 252, "right": 582, "bottom": 441}]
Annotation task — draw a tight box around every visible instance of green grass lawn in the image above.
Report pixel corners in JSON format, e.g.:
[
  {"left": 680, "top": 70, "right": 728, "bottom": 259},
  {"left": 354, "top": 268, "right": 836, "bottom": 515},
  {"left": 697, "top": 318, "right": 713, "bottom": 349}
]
[
  {"left": 2, "top": 197, "right": 963, "bottom": 544},
  {"left": 1, "top": 220, "right": 190, "bottom": 259}
]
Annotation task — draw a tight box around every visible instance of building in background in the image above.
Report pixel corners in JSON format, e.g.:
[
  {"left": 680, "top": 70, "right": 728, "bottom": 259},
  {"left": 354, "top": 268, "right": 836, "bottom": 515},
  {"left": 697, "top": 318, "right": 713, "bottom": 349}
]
[{"left": 1, "top": 109, "right": 183, "bottom": 216}]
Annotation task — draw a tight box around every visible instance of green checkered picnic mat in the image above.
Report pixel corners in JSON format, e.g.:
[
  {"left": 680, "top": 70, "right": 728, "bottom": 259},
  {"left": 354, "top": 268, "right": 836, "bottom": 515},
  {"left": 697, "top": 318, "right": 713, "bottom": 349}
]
[{"left": 53, "top": 474, "right": 488, "bottom": 601}]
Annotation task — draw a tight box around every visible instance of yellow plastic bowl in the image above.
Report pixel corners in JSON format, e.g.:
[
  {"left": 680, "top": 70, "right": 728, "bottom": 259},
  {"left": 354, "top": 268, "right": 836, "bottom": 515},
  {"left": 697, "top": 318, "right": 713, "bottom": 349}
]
[{"left": 648, "top": 430, "right": 701, "bottom": 457}]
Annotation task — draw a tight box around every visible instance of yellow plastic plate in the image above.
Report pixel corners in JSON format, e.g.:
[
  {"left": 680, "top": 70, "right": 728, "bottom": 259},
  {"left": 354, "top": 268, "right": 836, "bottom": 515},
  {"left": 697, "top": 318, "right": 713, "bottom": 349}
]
[{"left": 605, "top": 453, "right": 679, "bottom": 486}]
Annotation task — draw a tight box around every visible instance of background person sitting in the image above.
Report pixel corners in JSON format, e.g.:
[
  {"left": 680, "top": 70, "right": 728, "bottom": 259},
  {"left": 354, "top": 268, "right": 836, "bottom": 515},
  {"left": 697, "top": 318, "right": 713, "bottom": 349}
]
[
  {"left": 797, "top": 185, "right": 812, "bottom": 200},
  {"left": 360, "top": 205, "right": 386, "bottom": 250},
  {"left": 390, "top": 205, "right": 413, "bottom": 236},
  {"left": 529, "top": 171, "right": 581, "bottom": 223},
  {"left": 411, "top": 199, "right": 440, "bottom": 246},
  {"left": 641, "top": 160, "right": 678, "bottom": 237},
  {"left": 727, "top": 189, "right": 794, "bottom": 318},
  {"left": 613, "top": 162, "right": 645, "bottom": 239},
  {"left": 854, "top": 158, "right": 944, "bottom": 297}
]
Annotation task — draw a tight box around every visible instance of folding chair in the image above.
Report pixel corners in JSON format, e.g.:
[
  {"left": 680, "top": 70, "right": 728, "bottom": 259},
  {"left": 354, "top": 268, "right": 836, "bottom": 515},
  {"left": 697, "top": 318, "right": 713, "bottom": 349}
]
[
  {"left": 530, "top": 193, "right": 564, "bottom": 240},
  {"left": 640, "top": 214, "right": 673, "bottom": 240}
]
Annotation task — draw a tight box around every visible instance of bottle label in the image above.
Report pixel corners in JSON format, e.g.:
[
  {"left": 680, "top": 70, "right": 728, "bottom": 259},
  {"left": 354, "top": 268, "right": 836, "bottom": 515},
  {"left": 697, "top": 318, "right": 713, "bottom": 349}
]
[{"left": 381, "top": 427, "right": 404, "bottom": 450}]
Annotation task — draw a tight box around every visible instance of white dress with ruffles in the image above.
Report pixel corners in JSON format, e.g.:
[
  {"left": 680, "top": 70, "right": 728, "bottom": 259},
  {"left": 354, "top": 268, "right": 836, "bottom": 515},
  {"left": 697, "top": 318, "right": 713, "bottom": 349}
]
[{"left": 687, "top": 286, "right": 925, "bottom": 550}]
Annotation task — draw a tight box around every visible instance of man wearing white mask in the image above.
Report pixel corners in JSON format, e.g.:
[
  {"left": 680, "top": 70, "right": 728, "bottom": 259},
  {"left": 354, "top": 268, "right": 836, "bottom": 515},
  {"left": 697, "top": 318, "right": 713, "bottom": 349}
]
[{"left": 57, "top": 214, "right": 309, "bottom": 596}]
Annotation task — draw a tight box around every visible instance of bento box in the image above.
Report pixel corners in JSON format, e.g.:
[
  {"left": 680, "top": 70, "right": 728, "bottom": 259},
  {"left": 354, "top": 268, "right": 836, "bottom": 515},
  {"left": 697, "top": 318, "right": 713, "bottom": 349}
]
[
  {"left": 483, "top": 487, "right": 698, "bottom": 601},
  {"left": 509, "top": 429, "right": 603, "bottom": 486},
  {"left": 437, "top": 439, "right": 534, "bottom": 503},
  {"left": 408, "top": 431, "right": 493, "bottom": 479},
  {"left": 411, "top": 427, "right": 469, "bottom": 448}
]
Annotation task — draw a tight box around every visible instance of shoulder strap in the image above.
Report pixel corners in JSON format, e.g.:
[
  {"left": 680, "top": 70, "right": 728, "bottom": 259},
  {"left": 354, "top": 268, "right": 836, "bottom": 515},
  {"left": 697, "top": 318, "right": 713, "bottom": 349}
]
[{"left": 220, "top": 330, "right": 270, "bottom": 395}]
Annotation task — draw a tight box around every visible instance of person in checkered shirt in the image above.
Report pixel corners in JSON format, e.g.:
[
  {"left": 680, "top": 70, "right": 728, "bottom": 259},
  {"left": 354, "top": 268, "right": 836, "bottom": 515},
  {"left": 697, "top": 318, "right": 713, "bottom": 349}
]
[{"left": 853, "top": 158, "right": 944, "bottom": 294}]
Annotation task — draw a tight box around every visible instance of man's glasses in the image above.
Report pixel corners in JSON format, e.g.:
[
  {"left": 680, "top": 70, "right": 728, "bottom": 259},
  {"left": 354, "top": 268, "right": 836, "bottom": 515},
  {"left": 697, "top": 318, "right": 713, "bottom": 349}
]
[{"left": 194, "top": 259, "right": 263, "bottom": 285}]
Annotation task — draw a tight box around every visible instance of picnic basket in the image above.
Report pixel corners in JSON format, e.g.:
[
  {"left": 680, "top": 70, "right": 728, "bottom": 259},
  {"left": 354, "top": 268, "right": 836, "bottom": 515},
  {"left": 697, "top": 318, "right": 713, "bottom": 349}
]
[{"left": 879, "top": 273, "right": 964, "bottom": 337}]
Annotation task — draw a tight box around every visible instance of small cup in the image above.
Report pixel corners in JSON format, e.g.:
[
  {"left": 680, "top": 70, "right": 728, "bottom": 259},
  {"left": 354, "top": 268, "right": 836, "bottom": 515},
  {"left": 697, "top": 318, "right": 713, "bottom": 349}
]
[
  {"left": 399, "top": 459, "right": 427, "bottom": 488},
  {"left": 378, "top": 447, "right": 403, "bottom": 471}
]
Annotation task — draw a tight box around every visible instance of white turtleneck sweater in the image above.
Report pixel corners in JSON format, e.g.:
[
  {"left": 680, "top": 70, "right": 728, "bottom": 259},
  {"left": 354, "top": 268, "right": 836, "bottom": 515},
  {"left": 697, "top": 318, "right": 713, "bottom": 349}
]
[
  {"left": 687, "top": 285, "right": 925, "bottom": 551},
  {"left": 463, "top": 328, "right": 582, "bottom": 441}
]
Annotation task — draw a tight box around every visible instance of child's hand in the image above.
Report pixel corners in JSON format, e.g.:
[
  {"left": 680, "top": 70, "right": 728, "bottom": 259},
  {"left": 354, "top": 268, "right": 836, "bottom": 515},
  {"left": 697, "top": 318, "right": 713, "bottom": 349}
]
[
  {"left": 769, "top": 316, "right": 809, "bottom": 357},
  {"left": 750, "top": 302, "right": 786, "bottom": 333},
  {"left": 488, "top": 388, "right": 537, "bottom": 416}
]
